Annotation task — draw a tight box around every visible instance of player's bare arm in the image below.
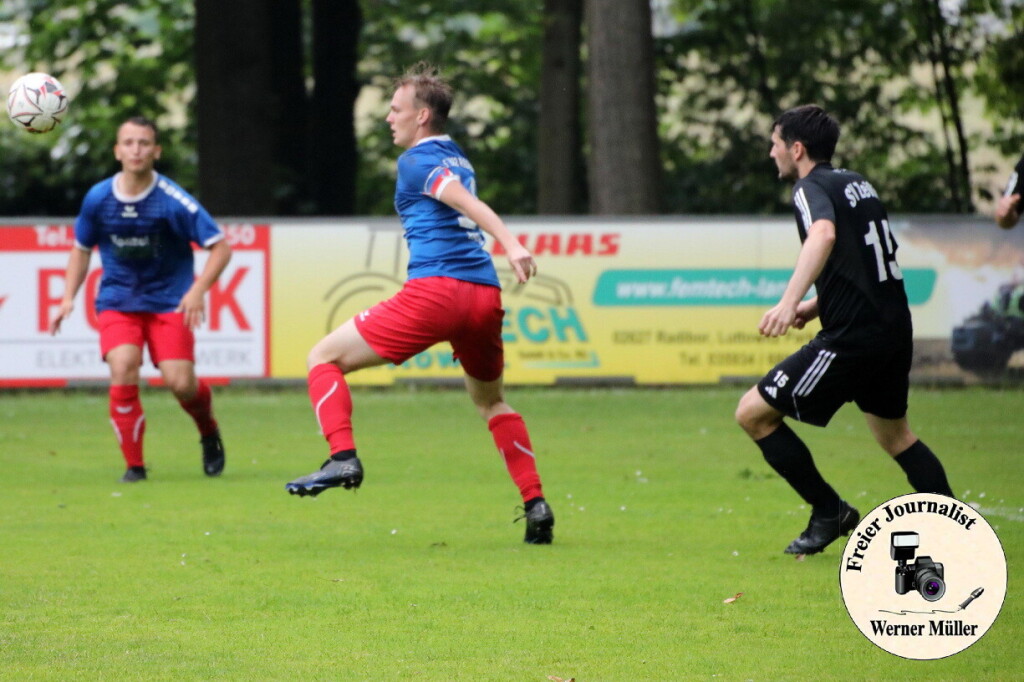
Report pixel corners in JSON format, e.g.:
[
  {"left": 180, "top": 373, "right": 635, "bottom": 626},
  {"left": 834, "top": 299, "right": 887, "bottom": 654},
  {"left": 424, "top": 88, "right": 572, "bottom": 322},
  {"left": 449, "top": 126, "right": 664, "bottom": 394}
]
[
  {"left": 177, "top": 239, "right": 232, "bottom": 329},
  {"left": 437, "top": 179, "right": 537, "bottom": 283},
  {"left": 759, "top": 219, "right": 835, "bottom": 337},
  {"left": 49, "top": 246, "right": 92, "bottom": 335},
  {"left": 995, "top": 193, "right": 1020, "bottom": 229},
  {"left": 792, "top": 296, "right": 820, "bottom": 330}
]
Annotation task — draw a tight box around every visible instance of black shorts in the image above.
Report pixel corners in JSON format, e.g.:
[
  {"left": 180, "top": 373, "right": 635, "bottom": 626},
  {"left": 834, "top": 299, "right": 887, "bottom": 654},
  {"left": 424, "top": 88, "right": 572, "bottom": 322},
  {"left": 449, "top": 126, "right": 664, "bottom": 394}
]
[{"left": 756, "top": 337, "right": 912, "bottom": 427}]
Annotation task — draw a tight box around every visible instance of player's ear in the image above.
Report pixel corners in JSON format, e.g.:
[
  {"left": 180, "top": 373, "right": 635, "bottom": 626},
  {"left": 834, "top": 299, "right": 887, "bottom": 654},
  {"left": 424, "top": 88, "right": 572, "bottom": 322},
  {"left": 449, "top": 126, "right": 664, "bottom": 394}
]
[
  {"left": 790, "top": 140, "right": 806, "bottom": 162},
  {"left": 153, "top": 144, "right": 163, "bottom": 160}
]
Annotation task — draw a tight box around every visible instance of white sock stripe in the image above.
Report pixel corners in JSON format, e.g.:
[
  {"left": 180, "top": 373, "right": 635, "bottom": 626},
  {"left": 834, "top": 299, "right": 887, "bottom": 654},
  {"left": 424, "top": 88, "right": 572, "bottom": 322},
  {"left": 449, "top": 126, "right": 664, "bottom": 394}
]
[
  {"left": 109, "top": 418, "right": 122, "bottom": 444},
  {"left": 513, "top": 440, "right": 536, "bottom": 459},
  {"left": 314, "top": 381, "right": 339, "bottom": 435},
  {"left": 132, "top": 415, "right": 146, "bottom": 442}
]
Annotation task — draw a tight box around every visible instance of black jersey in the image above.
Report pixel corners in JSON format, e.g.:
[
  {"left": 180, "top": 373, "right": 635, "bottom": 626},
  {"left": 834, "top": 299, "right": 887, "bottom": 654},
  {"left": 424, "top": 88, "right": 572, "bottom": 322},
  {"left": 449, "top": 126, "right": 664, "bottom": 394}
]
[
  {"left": 790, "top": 163, "right": 912, "bottom": 349},
  {"left": 1003, "top": 153, "right": 1024, "bottom": 198}
]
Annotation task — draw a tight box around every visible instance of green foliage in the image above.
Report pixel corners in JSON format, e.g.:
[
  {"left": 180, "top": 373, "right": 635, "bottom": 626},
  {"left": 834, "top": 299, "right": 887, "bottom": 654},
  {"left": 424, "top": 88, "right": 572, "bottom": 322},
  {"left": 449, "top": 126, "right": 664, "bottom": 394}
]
[
  {"left": 1, "top": 0, "right": 195, "bottom": 215},
  {"left": 356, "top": 1, "right": 544, "bottom": 216},
  {"left": 965, "top": 0, "right": 1024, "bottom": 155},
  {"left": 660, "top": 0, "right": 1023, "bottom": 213},
  {"left": 1, "top": 1, "right": 1021, "bottom": 216},
  {"left": 0, "top": 386, "right": 1020, "bottom": 678}
]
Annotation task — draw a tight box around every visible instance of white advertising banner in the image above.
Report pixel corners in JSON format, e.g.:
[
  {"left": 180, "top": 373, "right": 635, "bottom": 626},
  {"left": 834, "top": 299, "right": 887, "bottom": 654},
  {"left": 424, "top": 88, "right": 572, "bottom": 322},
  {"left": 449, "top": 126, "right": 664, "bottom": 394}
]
[{"left": 0, "top": 224, "right": 270, "bottom": 386}]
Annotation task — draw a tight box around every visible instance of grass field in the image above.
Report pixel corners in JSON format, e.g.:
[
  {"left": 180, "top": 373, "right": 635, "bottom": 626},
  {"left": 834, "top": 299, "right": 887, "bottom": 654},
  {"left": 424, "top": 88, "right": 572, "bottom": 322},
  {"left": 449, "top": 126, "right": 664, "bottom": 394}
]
[{"left": 0, "top": 386, "right": 1020, "bottom": 681}]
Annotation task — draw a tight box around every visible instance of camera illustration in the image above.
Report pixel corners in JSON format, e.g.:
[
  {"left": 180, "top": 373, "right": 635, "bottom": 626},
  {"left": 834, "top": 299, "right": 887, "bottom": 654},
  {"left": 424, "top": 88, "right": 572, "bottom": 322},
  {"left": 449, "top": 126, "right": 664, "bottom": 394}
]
[{"left": 891, "top": 531, "right": 946, "bottom": 602}]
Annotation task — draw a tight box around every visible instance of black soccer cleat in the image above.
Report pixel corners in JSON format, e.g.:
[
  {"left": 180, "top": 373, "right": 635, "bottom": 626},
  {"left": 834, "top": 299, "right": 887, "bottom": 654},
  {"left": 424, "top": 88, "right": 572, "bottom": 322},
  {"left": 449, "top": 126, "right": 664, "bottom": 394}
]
[
  {"left": 784, "top": 501, "right": 859, "bottom": 555},
  {"left": 285, "top": 456, "right": 364, "bottom": 497},
  {"left": 517, "top": 499, "right": 555, "bottom": 544},
  {"left": 120, "top": 466, "right": 147, "bottom": 483},
  {"left": 201, "top": 431, "right": 226, "bottom": 477}
]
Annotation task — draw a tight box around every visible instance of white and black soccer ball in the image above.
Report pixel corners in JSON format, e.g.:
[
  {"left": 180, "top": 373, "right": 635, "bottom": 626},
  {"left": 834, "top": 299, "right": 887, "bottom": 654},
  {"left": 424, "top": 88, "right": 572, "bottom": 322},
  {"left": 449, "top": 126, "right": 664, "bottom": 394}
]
[{"left": 7, "top": 72, "right": 70, "bottom": 134}]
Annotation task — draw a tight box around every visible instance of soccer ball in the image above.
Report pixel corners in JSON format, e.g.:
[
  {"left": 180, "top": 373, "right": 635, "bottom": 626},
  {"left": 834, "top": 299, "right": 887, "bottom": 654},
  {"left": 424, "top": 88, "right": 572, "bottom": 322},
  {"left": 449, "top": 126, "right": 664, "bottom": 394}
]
[{"left": 7, "top": 72, "right": 69, "bottom": 134}]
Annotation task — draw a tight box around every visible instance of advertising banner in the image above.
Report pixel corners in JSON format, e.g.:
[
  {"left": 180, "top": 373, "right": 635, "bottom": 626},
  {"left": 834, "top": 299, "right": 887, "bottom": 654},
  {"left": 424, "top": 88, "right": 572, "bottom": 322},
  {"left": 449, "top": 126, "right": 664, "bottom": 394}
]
[
  {"left": 269, "top": 216, "right": 1024, "bottom": 385},
  {"left": 0, "top": 224, "right": 270, "bottom": 386},
  {"left": 4, "top": 216, "right": 1020, "bottom": 386}
]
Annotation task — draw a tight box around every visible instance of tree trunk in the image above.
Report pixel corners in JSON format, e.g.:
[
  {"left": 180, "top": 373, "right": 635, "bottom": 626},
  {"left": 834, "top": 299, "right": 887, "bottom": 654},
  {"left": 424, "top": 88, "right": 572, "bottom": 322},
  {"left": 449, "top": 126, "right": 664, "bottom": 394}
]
[
  {"left": 268, "top": 0, "right": 308, "bottom": 214},
  {"left": 310, "top": 0, "right": 363, "bottom": 215},
  {"left": 538, "top": 0, "right": 584, "bottom": 214},
  {"left": 195, "top": 0, "right": 299, "bottom": 215},
  {"left": 585, "top": 0, "right": 661, "bottom": 214},
  {"left": 928, "top": 0, "right": 973, "bottom": 212}
]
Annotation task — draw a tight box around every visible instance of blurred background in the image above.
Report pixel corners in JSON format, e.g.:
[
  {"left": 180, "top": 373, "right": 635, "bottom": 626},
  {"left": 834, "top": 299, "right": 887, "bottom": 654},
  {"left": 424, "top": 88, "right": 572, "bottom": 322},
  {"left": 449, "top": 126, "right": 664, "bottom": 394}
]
[
  {"left": 3, "top": 1, "right": 1024, "bottom": 388},
  {"left": 1, "top": 0, "right": 1022, "bottom": 219}
]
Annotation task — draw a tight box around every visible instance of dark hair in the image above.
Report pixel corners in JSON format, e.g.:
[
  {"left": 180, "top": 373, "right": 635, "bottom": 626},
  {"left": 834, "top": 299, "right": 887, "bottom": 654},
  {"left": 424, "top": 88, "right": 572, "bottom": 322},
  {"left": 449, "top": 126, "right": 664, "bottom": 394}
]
[
  {"left": 120, "top": 115, "right": 159, "bottom": 141},
  {"left": 772, "top": 105, "right": 839, "bottom": 163},
  {"left": 394, "top": 62, "right": 453, "bottom": 132}
]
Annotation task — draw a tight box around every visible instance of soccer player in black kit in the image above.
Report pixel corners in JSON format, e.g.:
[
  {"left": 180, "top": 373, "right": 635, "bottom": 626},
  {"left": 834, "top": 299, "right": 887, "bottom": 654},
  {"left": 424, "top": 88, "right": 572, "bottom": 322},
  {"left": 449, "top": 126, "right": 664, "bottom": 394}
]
[{"left": 735, "top": 105, "right": 955, "bottom": 555}]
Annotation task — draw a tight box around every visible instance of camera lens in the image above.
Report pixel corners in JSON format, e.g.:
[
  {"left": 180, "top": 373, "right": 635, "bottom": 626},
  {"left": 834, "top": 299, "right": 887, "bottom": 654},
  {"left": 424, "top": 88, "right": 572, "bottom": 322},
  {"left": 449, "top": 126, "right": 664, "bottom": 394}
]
[{"left": 916, "top": 569, "right": 946, "bottom": 601}]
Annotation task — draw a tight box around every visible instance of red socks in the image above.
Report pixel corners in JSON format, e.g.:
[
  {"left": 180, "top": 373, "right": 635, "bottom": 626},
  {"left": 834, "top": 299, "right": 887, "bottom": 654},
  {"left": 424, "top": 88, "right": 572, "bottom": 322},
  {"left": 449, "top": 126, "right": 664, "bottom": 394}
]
[
  {"left": 178, "top": 380, "right": 219, "bottom": 437},
  {"left": 308, "top": 363, "right": 356, "bottom": 454},
  {"left": 307, "top": 365, "right": 543, "bottom": 502},
  {"left": 488, "top": 413, "right": 543, "bottom": 502},
  {"left": 109, "top": 384, "right": 145, "bottom": 468}
]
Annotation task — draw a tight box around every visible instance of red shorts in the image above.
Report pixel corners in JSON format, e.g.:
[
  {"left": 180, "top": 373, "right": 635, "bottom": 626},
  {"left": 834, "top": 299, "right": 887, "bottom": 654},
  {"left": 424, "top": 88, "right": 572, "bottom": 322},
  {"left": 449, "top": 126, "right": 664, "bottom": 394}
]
[
  {"left": 98, "top": 311, "right": 195, "bottom": 365},
  {"left": 354, "top": 277, "right": 505, "bottom": 381}
]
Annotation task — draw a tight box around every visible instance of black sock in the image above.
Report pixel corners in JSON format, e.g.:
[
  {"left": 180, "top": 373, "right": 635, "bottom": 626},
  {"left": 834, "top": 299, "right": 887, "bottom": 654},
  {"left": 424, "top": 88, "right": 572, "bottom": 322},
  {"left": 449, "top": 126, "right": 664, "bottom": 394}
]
[
  {"left": 756, "top": 422, "right": 841, "bottom": 516},
  {"left": 524, "top": 496, "right": 545, "bottom": 512},
  {"left": 894, "top": 440, "right": 953, "bottom": 496},
  {"left": 330, "top": 449, "right": 357, "bottom": 462}
]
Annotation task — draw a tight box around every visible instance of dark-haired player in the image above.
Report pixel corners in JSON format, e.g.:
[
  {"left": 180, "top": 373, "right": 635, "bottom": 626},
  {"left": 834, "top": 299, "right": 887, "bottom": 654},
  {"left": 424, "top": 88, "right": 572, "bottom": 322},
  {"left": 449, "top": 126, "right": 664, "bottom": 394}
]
[
  {"left": 735, "top": 105, "right": 954, "bottom": 555},
  {"left": 284, "top": 63, "right": 554, "bottom": 544},
  {"left": 50, "top": 116, "right": 231, "bottom": 482},
  {"left": 995, "top": 152, "right": 1023, "bottom": 229}
]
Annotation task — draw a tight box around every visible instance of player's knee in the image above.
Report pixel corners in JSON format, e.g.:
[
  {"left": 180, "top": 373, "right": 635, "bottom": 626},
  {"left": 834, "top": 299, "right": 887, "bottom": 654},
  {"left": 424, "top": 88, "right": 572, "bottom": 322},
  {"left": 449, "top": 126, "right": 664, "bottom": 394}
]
[
  {"left": 166, "top": 376, "right": 196, "bottom": 399},
  {"left": 736, "top": 390, "right": 779, "bottom": 439},
  {"left": 735, "top": 393, "right": 758, "bottom": 431},
  {"left": 877, "top": 431, "right": 917, "bottom": 457},
  {"left": 107, "top": 362, "right": 139, "bottom": 385},
  {"left": 474, "top": 398, "right": 510, "bottom": 422},
  {"left": 306, "top": 343, "right": 336, "bottom": 371}
]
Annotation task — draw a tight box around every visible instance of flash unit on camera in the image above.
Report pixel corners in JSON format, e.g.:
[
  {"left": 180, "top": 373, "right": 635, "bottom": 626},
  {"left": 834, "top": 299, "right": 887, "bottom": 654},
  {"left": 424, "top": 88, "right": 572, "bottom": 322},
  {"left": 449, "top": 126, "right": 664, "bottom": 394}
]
[{"left": 890, "top": 531, "right": 919, "bottom": 561}]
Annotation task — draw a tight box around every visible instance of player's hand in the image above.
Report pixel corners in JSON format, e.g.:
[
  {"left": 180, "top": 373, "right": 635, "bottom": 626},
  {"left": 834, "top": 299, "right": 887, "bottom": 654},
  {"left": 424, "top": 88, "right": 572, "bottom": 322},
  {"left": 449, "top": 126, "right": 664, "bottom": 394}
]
[
  {"left": 49, "top": 300, "right": 74, "bottom": 335},
  {"left": 996, "top": 193, "right": 1021, "bottom": 229},
  {"left": 505, "top": 243, "right": 538, "bottom": 284},
  {"left": 176, "top": 289, "right": 206, "bottom": 329},
  {"left": 792, "top": 299, "right": 819, "bottom": 330},
  {"left": 759, "top": 302, "right": 797, "bottom": 337}
]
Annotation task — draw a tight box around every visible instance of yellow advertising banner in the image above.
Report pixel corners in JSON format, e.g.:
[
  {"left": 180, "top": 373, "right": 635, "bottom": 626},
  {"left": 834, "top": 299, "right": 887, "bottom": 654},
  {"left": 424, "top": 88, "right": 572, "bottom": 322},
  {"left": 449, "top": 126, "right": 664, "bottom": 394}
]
[{"left": 270, "top": 217, "right": 1022, "bottom": 385}]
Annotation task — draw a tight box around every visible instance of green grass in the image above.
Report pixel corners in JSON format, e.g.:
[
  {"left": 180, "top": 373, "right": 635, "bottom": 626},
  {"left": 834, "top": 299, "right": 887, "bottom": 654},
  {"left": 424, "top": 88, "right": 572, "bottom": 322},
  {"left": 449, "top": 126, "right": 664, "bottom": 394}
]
[{"left": 0, "top": 386, "right": 1020, "bottom": 680}]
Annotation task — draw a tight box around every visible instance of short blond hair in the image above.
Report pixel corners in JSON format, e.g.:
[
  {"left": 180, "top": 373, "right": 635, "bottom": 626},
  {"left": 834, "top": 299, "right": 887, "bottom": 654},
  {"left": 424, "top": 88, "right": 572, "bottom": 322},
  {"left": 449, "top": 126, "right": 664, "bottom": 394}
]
[{"left": 394, "top": 62, "right": 453, "bottom": 132}]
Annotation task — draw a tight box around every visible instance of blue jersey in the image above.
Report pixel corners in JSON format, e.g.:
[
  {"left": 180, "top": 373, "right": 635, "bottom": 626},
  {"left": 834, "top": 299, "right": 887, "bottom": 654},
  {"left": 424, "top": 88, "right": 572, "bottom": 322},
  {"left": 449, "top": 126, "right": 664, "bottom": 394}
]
[
  {"left": 394, "top": 135, "right": 499, "bottom": 287},
  {"left": 75, "top": 172, "right": 224, "bottom": 313}
]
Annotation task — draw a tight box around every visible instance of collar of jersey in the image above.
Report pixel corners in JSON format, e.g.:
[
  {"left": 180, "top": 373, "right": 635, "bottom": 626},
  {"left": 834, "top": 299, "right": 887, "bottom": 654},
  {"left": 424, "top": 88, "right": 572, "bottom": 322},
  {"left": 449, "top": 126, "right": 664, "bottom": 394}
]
[
  {"left": 414, "top": 134, "right": 452, "bottom": 147},
  {"left": 112, "top": 171, "right": 159, "bottom": 203}
]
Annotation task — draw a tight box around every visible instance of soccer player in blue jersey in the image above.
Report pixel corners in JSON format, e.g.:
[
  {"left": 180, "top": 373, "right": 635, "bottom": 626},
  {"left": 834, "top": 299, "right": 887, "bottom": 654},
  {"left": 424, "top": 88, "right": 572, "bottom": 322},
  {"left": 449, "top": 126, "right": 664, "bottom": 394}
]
[
  {"left": 285, "top": 63, "right": 555, "bottom": 544},
  {"left": 50, "top": 116, "right": 232, "bottom": 482}
]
